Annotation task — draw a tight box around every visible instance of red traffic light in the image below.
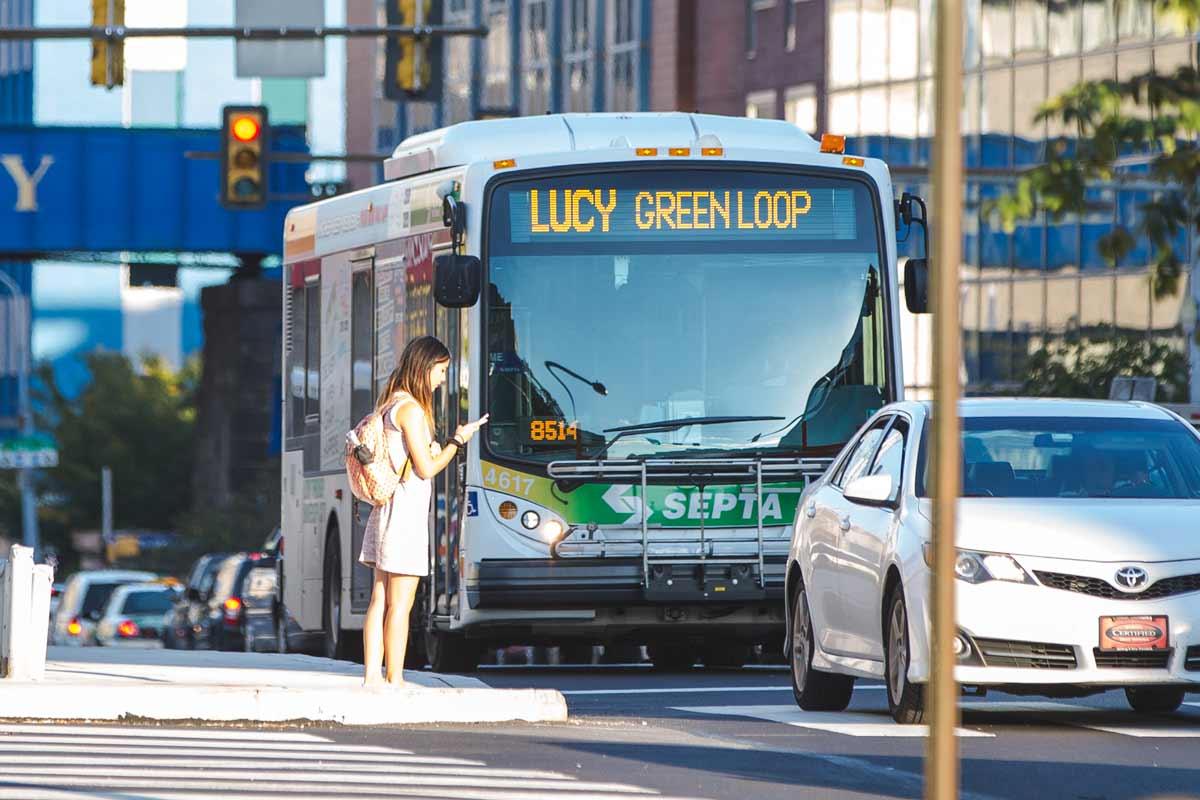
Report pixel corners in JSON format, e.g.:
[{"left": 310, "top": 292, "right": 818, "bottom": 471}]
[{"left": 231, "top": 115, "right": 261, "bottom": 143}]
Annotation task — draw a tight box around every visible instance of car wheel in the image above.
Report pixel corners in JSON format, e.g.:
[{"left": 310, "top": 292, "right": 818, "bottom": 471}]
[
  {"left": 1125, "top": 686, "right": 1185, "bottom": 713},
  {"left": 322, "top": 528, "right": 344, "bottom": 661},
  {"left": 648, "top": 644, "right": 697, "bottom": 671},
  {"left": 884, "top": 583, "right": 926, "bottom": 724},
  {"left": 426, "top": 629, "right": 481, "bottom": 673},
  {"left": 790, "top": 581, "right": 854, "bottom": 711}
]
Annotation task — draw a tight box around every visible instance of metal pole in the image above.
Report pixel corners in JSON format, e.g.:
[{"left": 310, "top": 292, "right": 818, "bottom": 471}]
[
  {"left": 0, "top": 269, "right": 38, "bottom": 555},
  {"left": 927, "top": 0, "right": 964, "bottom": 798},
  {"left": 101, "top": 466, "right": 113, "bottom": 545}
]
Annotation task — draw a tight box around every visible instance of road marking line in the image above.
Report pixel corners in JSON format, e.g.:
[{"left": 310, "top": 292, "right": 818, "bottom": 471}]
[
  {"left": 0, "top": 743, "right": 481, "bottom": 764},
  {"left": 0, "top": 772, "right": 657, "bottom": 794},
  {"left": 0, "top": 755, "right": 577, "bottom": 780},
  {"left": 564, "top": 686, "right": 792, "bottom": 696},
  {"left": 672, "top": 704, "right": 993, "bottom": 737},
  {"left": 0, "top": 735, "right": 410, "bottom": 755},
  {"left": 0, "top": 724, "right": 331, "bottom": 743},
  {"left": 0, "top": 789, "right": 691, "bottom": 800},
  {"left": 960, "top": 700, "right": 1200, "bottom": 738}
]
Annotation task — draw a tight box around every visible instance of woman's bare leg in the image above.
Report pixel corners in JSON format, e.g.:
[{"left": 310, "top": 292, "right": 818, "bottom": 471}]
[
  {"left": 384, "top": 574, "right": 421, "bottom": 685},
  {"left": 362, "top": 569, "right": 387, "bottom": 687}
]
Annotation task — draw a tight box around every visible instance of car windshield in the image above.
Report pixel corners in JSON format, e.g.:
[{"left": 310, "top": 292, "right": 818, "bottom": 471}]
[
  {"left": 918, "top": 416, "right": 1200, "bottom": 498},
  {"left": 81, "top": 582, "right": 122, "bottom": 617},
  {"left": 485, "top": 167, "right": 890, "bottom": 464},
  {"left": 120, "top": 590, "right": 173, "bottom": 615}
]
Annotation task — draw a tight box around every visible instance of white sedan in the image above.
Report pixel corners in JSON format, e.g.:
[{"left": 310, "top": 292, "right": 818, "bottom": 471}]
[{"left": 785, "top": 398, "right": 1200, "bottom": 723}]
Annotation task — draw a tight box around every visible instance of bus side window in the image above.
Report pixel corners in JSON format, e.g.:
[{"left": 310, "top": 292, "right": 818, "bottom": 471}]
[
  {"left": 305, "top": 279, "right": 321, "bottom": 424},
  {"left": 288, "top": 284, "right": 306, "bottom": 438}
]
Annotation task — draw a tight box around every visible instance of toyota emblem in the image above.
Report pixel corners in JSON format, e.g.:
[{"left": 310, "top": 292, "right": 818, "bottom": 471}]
[{"left": 1114, "top": 566, "right": 1149, "bottom": 590}]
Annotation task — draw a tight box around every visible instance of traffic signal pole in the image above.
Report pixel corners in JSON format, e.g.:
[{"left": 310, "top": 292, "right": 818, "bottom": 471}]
[
  {"left": 0, "top": 269, "right": 39, "bottom": 556},
  {"left": 928, "top": 0, "right": 964, "bottom": 798}
]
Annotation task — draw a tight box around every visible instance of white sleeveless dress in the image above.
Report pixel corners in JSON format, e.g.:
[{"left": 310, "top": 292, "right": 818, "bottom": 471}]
[{"left": 357, "top": 395, "right": 434, "bottom": 577}]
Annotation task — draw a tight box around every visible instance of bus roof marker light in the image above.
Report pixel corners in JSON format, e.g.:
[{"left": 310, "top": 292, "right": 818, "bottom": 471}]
[
  {"left": 820, "top": 134, "right": 846, "bottom": 154},
  {"left": 635, "top": 147, "right": 658, "bottom": 157},
  {"left": 700, "top": 147, "right": 724, "bottom": 157},
  {"left": 493, "top": 158, "right": 516, "bottom": 170},
  {"left": 843, "top": 156, "right": 865, "bottom": 167},
  {"left": 668, "top": 147, "right": 690, "bottom": 157}
]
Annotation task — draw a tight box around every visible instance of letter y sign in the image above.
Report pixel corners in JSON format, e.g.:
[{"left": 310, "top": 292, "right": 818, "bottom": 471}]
[{"left": 2, "top": 155, "right": 55, "bottom": 212}]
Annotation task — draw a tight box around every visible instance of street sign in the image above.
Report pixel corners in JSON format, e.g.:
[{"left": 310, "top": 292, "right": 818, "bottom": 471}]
[
  {"left": 235, "top": 0, "right": 325, "bottom": 78},
  {"left": 0, "top": 434, "right": 58, "bottom": 470}
]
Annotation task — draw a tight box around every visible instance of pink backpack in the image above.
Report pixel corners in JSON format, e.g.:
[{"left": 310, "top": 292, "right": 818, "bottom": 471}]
[{"left": 345, "top": 398, "right": 410, "bottom": 505}]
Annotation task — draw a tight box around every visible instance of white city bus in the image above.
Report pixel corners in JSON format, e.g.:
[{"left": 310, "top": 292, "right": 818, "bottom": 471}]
[{"left": 278, "top": 113, "right": 929, "bottom": 671}]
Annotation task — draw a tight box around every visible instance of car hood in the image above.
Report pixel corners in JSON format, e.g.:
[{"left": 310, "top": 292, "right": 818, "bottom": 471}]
[{"left": 917, "top": 498, "right": 1200, "bottom": 562}]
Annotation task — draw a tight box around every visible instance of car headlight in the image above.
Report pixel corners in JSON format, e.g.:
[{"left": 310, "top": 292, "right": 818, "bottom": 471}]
[{"left": 954, "top": 550, "right": 1033, "bottom": 585}]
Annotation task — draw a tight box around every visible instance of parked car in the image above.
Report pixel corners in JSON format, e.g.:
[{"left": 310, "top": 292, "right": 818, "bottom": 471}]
[
  {"left": 164, "top": 553, "right": 228, "bottom": 649},
  {"left": 786, "top": 398, "right": 1200, "bottom": 722},
  {"left": 50, "top": 570, "right": 157, "bottom": 646},
  {"left": 221, "top": 554, "right": 279, "bottom": 652},
  {"left": 48, "top": 582, "right": 64, "bottom": 618},
  {"left": 94, "top": 583, "right": 176, "bottom": 647}
]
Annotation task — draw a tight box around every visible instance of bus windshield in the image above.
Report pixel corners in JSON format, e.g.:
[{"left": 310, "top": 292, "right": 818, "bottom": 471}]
[{"left": 484, "top": 167, "right": 890, "bottom": 464}]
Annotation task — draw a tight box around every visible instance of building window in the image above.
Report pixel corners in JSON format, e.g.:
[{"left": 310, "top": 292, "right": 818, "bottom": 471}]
[
  {"left": 443, "top": 0, "right": 475, "bottom": 124},
  {"left": 745, "top": 89, "right": 777, "bottom": 119},
  {"left": 606, "top": 0, "right": 641, "bottom": 111},
  {"left": 562, "top": 0, "right": 597, "bottom": 112},
  {"left": 521, "top": 0, "right": 553, "bottom": 115},
  {"left": 784, "top": 84, "right": 817, "bottom": 133},
  {"left": 482, "top": 0, "right": 515, "bottom": 112},
  {"left": 829, "top": 0, "right": 859, "bottom": 88}
]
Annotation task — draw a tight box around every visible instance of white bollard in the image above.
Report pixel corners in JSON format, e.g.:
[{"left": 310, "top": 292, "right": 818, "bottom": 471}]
[{"left": 0, "top": 545, "right": 51, "bottom": 681}]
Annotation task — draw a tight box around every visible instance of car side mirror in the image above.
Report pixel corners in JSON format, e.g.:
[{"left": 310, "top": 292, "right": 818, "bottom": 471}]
[
  {"left": 844, "top": 474, "right": 897, "bottom": 508},
  {"left": 434, "top": 253, "right": 482, "bottom": 308},
  {"left": 903, "top": 258, "right": 929, "bottom": 314}
]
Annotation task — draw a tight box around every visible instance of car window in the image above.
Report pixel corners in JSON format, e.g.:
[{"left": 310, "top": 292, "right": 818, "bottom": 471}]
[
  {"left": 121, "top": 590, "right": 174, "bottom": 615},
  {"left": 835, "top": 419, "right": 890, "bottom": 489},
  {"left": 197, "top": 557, "right": 225, "bottom": 596},
  {"left": 869, "top": 419, "right": 908, "bottom": 500},
  {"left": 81, "top": 582, "right": 123, "bottom": 618},
  {"left": 211, "top": 557, "right": 246, "bottom": 601},
  {"left": 186, "top": 556, "right": 211, "bottom": 590}
]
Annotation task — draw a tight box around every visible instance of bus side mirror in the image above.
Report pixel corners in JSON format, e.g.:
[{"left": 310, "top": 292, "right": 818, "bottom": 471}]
[
  {"left": 434, "top": 254, "right": 482, "bottom": 308},
  {"left": 904, "top": 258, "right": 930, "bottom": 314}
]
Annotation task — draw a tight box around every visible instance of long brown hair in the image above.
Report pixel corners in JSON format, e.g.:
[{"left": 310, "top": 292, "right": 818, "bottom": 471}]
[{"left": 376, "top": 335, "right": 451, "bottom": 428}]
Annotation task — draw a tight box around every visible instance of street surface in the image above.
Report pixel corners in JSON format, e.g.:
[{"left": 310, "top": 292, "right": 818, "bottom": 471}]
[{"left": 3, "top": 663, "right": 1199, "bottom": 800}]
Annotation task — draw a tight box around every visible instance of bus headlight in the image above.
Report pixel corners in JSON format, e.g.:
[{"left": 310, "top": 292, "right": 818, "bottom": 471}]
[
  {"left": 521, "top": 510, "right": 541, "bottom": 530},
  {"left": 540, "top": 519, "right": 565, "bottom": 542}
]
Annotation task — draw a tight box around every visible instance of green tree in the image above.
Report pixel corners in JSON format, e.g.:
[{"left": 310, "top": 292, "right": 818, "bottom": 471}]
[
  {"left": 990, "top": 1, "right": 1199, "bottom": 299},
  {"left": 35, "top": 351, "right": 199, "bottom": 533},
  {"left": 1017, "top": 329, "right": 1190, "bottom": 401}
]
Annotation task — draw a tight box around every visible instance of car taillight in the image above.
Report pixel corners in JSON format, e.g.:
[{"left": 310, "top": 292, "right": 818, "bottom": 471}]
[
  {"left": 117, "top": 619, "right": 139, "bottom": 638},
  {"left": 224, "top": 597, "right": 242, "bottom": 623},
  {"left": 67, "top": 618, "right": 82, "bottom": 636}
]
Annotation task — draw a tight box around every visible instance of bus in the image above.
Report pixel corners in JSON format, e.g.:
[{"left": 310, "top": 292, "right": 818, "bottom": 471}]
[{"left": 278, "top": 113, "right": 930, "bottom": 671}]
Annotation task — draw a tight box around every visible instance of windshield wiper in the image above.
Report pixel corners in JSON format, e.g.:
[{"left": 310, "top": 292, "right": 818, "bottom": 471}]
[{"left": 591, "top": 416, "right": 784, "bottom": 460}]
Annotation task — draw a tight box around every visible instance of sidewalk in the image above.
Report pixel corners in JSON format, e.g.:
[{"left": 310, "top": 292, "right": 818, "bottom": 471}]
[{"left": 0, "top": 647, "right": 568, "bottom": 726}]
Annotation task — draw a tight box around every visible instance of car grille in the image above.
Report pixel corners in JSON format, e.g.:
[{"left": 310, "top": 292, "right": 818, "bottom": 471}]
[
  {"left": 1185, "top": 646, "right": 1200, "bottom": 672},
  {"left": 1035, "top": 570, "right": 1200, "bottom": 601},
  {"left": 1092, "top": 648, "right": 1172, "bottom": 669},
  {"left": 972, "top": 637, "right": 1077, "bottom": 669}
]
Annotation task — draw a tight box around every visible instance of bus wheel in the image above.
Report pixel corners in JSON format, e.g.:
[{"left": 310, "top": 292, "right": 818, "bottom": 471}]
[
  {"left": 322, "top": 528, "right": 344, "bottom": 661},
  {"left": 702, "top": 642, "right": 751, "bottom": 669},
  {"left": 648, "top": 644, "right": 698, "bottom": 671},
  {"left": 426, "top": 630, "right": 481, "bottom": 674}
]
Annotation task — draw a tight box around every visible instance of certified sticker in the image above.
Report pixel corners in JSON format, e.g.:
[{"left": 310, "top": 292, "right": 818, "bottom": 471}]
[{"left": 1099, "top": 615, "right": 1169, "bottom": 650}]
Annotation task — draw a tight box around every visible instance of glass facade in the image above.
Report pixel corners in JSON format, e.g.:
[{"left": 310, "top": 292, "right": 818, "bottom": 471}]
[
  {"left": 827, "top": 0, "right": 1199, "bottom": 395},
  {"left": 399, "top": 0, "right": 649, "bottom": 138}
]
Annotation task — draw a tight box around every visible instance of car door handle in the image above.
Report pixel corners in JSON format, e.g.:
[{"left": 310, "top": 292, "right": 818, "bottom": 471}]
[
  {"left": 838, "top": 515, "right": 852, "bottom": 532},
  {"left": 805, "top": 502, "right": 817, "bottom": 519}
]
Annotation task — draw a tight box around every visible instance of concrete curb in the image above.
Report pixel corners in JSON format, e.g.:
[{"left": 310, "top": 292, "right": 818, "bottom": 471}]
[{"left": 0, "top": 683, "right": 568, "bottom": 725}]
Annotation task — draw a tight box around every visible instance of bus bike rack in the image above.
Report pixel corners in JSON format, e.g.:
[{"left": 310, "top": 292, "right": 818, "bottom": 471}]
[{"left": 546, "top": 456, "right": 834, "bottom": 590}]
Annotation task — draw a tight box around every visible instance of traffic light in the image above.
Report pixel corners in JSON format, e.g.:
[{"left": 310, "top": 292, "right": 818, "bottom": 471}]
[
  {"left": 90, "top": 0, "right": 125, "bottom": 88},
  {"left": 220, "top": 106, "right": 269, "bottom": 209},
  {"left": 384, "top": 0, "right": 443, "bottom": 101}
]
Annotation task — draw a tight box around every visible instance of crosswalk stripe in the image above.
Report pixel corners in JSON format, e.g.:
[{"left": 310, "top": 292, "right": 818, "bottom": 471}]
[
  {"left": 1, "top": 754, "right": 576, "bottom": 780},
  {"left": 0, "top": 789, "right": 695, "bottom": 800},
  {"left": 0, "top": 743, "right": 482, "bottom": 764},
  {"left": 671, "top": 704, "right": 994, "bottom": 737},
  {"left": 0, "top": 773, "right": 657, "bottom": 795},
  {"left": 961, "top": 700, "right": 1200, "bottom": 737},
  {"left": 0, "top": 724, "right": 331, "bottom": 743},
  {"left": 0, "top": 736, "right": 425, "bottom": 755}
]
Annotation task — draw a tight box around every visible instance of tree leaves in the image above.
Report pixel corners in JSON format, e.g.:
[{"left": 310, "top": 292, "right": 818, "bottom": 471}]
[{"left": 1019, "top": 329, "right": 1190, "bottom": 402}]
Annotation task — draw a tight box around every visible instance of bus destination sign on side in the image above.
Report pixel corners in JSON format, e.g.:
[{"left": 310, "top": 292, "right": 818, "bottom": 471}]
[{"left": 507, "top": 185, "right": 858, "bottom": 243}]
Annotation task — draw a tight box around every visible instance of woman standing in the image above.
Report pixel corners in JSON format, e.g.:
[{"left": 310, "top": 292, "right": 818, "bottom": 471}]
[{"left": 359, "top": 335, "right": 487, "bottom": 687}]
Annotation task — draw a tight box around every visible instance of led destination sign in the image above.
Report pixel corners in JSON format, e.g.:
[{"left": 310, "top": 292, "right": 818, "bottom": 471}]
[{"left": 504, "top": 178, "right": 860, "bottom": 244}]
